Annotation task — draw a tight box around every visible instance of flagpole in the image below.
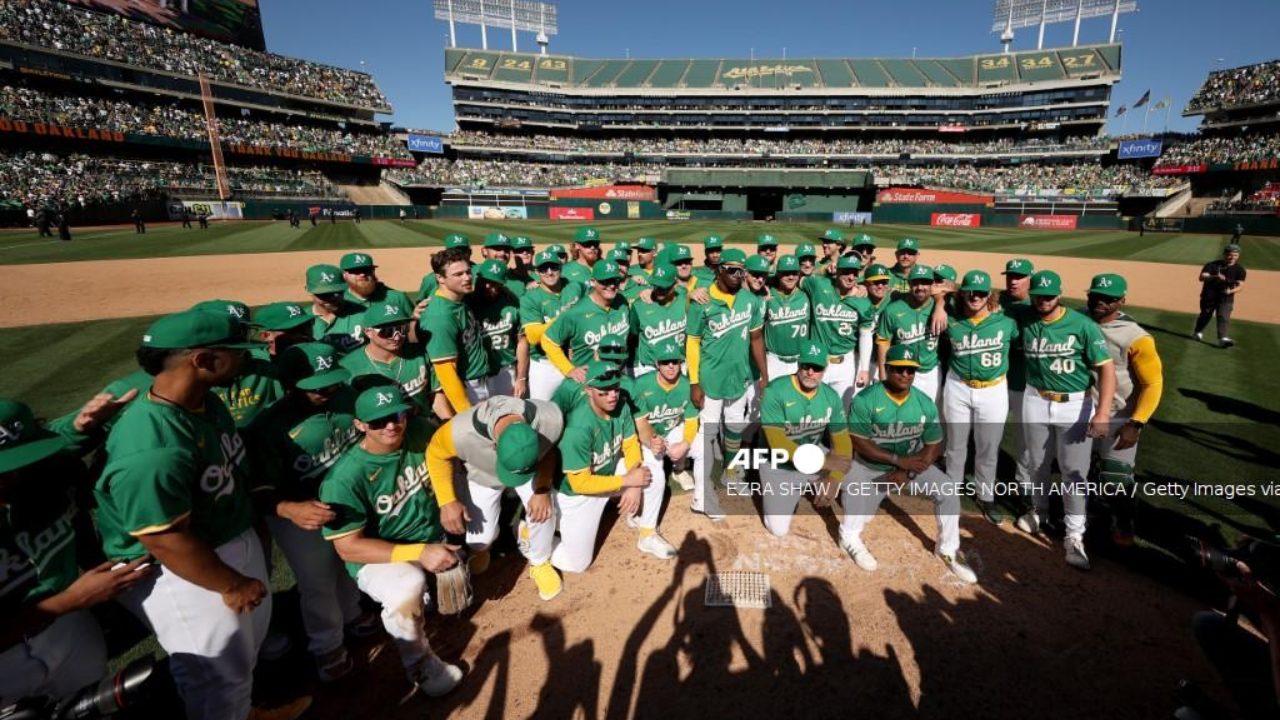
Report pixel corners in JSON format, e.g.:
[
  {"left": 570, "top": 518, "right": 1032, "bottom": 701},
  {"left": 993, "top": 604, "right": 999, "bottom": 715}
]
[
  {"left": 1143, "top": 104, "right": 1152, "bottom": 133},
  {"left": 1121, "top": 111, "right": 1129, "bottom": 135},
  {"left": 1164, "top": 102, "right": 1172, "bottom": 133}
]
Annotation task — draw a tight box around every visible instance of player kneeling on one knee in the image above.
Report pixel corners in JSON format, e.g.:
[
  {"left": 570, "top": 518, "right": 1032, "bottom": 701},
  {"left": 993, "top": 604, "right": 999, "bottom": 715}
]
[
  {"left": 632, "top": 342, "right": 700, "bottom": 543},
  {"left": 758, "top": 342, "right": 856, "bottom": 538},
  {"left": 843, "top": 345, "right": 978, "bottom": 585},
  {"left": 551, "top": 362, "right": 668, "bottom": 574},
  {"left": 320, "top": 387, "right": 463, "bottom": 699},
  {"left": 427, "top": 396, "right": 565, "bottom": 601}
]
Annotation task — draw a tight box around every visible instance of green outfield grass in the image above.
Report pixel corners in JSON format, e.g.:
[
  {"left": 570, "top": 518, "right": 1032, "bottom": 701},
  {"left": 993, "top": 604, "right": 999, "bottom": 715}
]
[{"left": 2, "top": 219, "right": 1277, "bottom": 270}]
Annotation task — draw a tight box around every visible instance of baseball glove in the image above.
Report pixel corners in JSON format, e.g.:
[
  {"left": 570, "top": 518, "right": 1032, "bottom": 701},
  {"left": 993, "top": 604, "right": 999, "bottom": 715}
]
[{"left": 435, "top": 546, "right": 473, "bottom": 615}]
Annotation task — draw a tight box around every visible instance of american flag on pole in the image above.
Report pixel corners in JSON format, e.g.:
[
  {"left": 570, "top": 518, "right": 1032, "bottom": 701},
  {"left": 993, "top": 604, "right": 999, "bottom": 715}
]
[
  {"left": 1116, "top": 105, "right": 1127, "bottom": 116},
  {"left": 1134, "top": 90, "right": 1151, "bottom": 108}
]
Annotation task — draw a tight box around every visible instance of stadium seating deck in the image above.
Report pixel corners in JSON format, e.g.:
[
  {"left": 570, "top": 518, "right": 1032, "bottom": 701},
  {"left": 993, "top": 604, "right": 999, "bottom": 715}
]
[
  {"left": 816, "top": 59, "right": 855, "bottom": 88},
  {"left": 880, "top": 59, "right": 930, "bottom": 87},
  {"left": 915, "top": 60, "right": 960, "bottom": 87},
  {"left": 491, "top": 54, "right": 536, "bottom": 83},
  {"left": 615, "top": 60, "right": 660, "bottom": 87},
  {"left": 938, "top": 58, "right": 976, "bottom": 85},
  {"left": 583, "top": 60, "right": 631, "bottom": 87},
  {"left": 533, "top": 56, "right": 571, "bottom": 84},
  {"left": 648, "top": 60, "right": 688, "bottom": 88},
  {"left": 976, "top": 54, "right": 1018, "bottom": 85},
  {"left": 1016, "top": 51, "right": 1067, "bottom": 82},
  {"left": 683, "top": 60, "right": 722, "bottom": 87},
  {"left": 848, "top": 59, "right": 891, "bottom": 87}
]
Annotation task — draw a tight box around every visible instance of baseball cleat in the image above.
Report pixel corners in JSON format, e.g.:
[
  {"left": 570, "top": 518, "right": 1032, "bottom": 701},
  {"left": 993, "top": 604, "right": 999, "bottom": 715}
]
[
  {"left": 315, "top": 646, "right": 354, "bottom": 684},
  {"left": 1219, "top": 337, "right": 1234, "bottom": 348},
  {"left": 671, "top": 469, "right": 696, "bottom": 491},
  {"left": 416, "top": 654, "right": 464, "bottom": 697},
  {"left": 977, "top": 500, "right": 1006, "bottom": 526},
  {"left": 345, "top": 609, "right": 382, "bottom": 639},
  {"left": 468, "top": 548, "right": 491, "bottom": 576},
  {"left": 720, "top": 466, "right": 745, "bottom": 484},
  {"left": 1015, "top": 509, "right": 1042, "bottom": 535},
  {"left": 1064, "top": 537, "right": 1091, "bottom": 571},
  {"left": 1192, "top": 331, "right": 1203, "bottom": 341},
  {"left": 529, "top": 561, "right": 563, "bottom": 601},
  {"left": 938, "top": 552, "right": 978, "bottom": 585},
  {"left": 691, "top": 491, "right": 726, "bottom": 522},
  {"left": 637, "top": 532, "right": 677, "bottom": 560},
  {"left": 841, "top": 538, "right": 878, "bottom": 572}
]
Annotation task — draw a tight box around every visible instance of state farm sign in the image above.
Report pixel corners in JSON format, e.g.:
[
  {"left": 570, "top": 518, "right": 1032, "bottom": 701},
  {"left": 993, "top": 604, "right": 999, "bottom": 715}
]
[
  {"left": 931, "top": 213, "right": 982, "bottom": 228},
  {"left": 877, "top": 187, "right": 994, "bottom": 205},
  {"left": 1019, "top": 215, "right": 1078, "bottom": 230}
]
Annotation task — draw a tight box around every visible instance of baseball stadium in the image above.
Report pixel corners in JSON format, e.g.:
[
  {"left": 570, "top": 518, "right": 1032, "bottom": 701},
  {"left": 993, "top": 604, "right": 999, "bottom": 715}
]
[{"left": 0, "top": 0, "right": 1278, "bottom": 718}]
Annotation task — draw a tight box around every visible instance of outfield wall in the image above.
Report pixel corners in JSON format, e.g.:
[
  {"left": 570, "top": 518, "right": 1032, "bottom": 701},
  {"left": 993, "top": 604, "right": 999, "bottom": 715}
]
[{"left": 874, "top": 203, "right": 1123, "bottom": 229}]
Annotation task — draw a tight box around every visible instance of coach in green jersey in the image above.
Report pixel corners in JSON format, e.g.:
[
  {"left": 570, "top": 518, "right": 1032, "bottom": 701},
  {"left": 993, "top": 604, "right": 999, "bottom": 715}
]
[
  {"left": 423, "top": 246, "right": 492, "bottom": 414},
  {"left": 472, "top": 260, "right": 528, "bottom": 398},
  {"left": 803, "top": 255, "right": 876, "bottom": 407},
  {"left": 875, "top": 264, "right": 943, "bottom": 403},
  {"left": 319, "top": 386, "right": 464, "bottom": 699},
  {"left": 522, "top": 250, "right": 577, "bottom": 401},
  {"left": 543, "top": 261, "right": 632, "bottom": 380},
  {"left": 843, "top": 345, "right": 976, "bottom": 585},
  {"left": 340, "top": 302, "right": 431, "bottom": 414},
  {"left": 307, "top": 263, "right": 365, "bottom": 354},
  {"left": 762, "top": 255, "right": 811, "bottom": 379},
  {"left": 631, "top": 264, "right": 688, "bottom": 376}
]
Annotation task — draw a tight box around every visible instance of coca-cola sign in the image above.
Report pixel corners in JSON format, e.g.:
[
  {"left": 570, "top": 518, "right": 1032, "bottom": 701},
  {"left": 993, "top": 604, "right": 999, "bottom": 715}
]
[
  {"left": 1018, "top": 215, "right": 1079, "bottom": 230},
  {"left": 931, "top": 213, "right": 982, "bottom": 228}
]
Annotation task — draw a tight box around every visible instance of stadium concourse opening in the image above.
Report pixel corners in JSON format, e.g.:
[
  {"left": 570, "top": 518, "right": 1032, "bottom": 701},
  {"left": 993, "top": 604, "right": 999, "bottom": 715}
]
[{"left": 748, "top": 188, "right": 783, "bottom": 220}]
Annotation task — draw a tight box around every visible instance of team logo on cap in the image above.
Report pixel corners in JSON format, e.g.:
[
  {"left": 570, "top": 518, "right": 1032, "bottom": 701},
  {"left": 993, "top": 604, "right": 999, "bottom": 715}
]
[
  {"left": 1038, "top": 276, "right": 1053, "bottom": 287},
  {"left": 0, "top": 419, "right": 23, "bottom": 446},
  {"left": 315, "top": 354, "right": 333, "bottom": 371},
  {"left": 1095, "top": 276, "right": 1114, "bottom": 288},
  {"left": 287, "top": 305, "right": 303, "bottom": 317},
  {"left": 383, "top": 304, "right": 398, "bottom": 316},
  {"left": 321, "top": 271, "right": 335, "bottom": 283},
  {"left": 376, "top": 392, "right": 393, "bottom": 407},
  {"left": 903, "top": 349, "right": 914, "bottom": 359},
  {"left": 355, "top": 255, "right": 367, "bottom": 264},
  {"left": 227, "top": 305, "right": 245, "bottom": 319}
]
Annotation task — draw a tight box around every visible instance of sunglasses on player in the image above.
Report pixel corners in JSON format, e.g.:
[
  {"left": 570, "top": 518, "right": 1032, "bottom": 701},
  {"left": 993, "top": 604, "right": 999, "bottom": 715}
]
[
  {"left": 887, "top": 365, "right": 918, "bottom": 375},
  {"left": 597, "top": 279, "right": 623, "bottom": 289},
  {"left": 375, "top": 323, "right": 409, "bottom": 339},
  {"left": 799, "top": 363, "right": 825, "bottom": 373},
  {"left": 721, "top": 267, "right": 745, "bottom": 278},
  {"left": 367, "top": 411, "right": 408, "bottom": 429}
]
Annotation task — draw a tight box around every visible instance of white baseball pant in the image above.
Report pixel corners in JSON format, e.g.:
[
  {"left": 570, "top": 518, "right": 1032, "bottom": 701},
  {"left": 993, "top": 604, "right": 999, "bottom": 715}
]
[
  {"left": 823, "top": 352, "right": 864, "bottom": 408},
  {"left": 117, "top": 529, "right": 271, "bottom": 720},
  {"left": 765, "top": 353, "right": 798, "bottom": 381},
  {"left": 354, "top": 562, "right": 440, "bottom": 681},
  {"left": 0, "top": 609, "right": 106, "bottom": 706},
  {"left": 642, "top": 424, "right": 702, "bottom": 503},
  {"left": 942, "top": 376, "right": 1009, "bottom": 503},
  {"left": 464, "top": 377, "right": 492, "bottom": 404},
  {"left": 841, "top": 461, "right": 962, "bottom": 557},
  {"left": 455, "top": 477, "right": 555, "bottom": 565},
  {"left": 528, "top": 358, "right": 564, "bottom": 401},
  {"left": 266, "top": 516, "right": 363, "bottom": 655},
  {"left": 1022, "top": 387, "right": 1093, "bottom": 541},
  {"left": 550, "top": 459, "right": 665, "bottom": 573},
  {"left": 1009, "top": 388, "right": 1031, "bottom": 487},
  {"left": 1095, "top": 416, "right": 1139, "bottom": 472},
  {"left": 913, "top": 366, "right": 941, "bottom": 405},
  {"left": 485, "top": 366, "right": 516, "bottom": 397}
]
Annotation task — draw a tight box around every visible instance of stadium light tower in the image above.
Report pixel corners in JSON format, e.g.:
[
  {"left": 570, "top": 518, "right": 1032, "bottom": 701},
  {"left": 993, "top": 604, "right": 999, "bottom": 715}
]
[
  {"left": 434, "top": 0, "right": 558, "bottom": 53},
  {"left": 991, "top": 0, "right": 1136, "bottom": 50}
]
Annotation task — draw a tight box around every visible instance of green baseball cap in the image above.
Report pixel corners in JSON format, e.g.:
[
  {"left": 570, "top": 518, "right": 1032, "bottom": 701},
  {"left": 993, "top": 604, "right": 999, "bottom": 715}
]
[
  {"left": 584, "top": 361, "right": 624, "bottom": 389},
  {"left": 756, "top": 234, "right": 779, "bottom": 248},
  {"left": 595, "top": 335, "right": 629, "bottom": 363},
  {"left": 907, "top": 264, "right": 934, "bottom": 282},
  {"left": 612, "top": 242, "right": 631, "bottom": 254},
  {"left": 574, "top": 227, "right": 601, "bottom": 245},
  {"left": 306, "top": 264, "right": 347, "bottom": 295},
  {"left": 483, "top": 233, "right": 511, "bottom": 249},
  {"left": 863, "top": 263, "right": 891, "bottom": 282},
  {"left": 279, "top": 342, "right": 351, "bottom": 391},
  {"left": 444, "top": 233, "right": 470, "bottom": 249},
  {"left": 776, "top": 255, "right": 801, "bottom": 273},
  {"left": 821, "top": 228, "right": 847, "bottom": 245},
  {"left": 355, "top": 386, "right": 412, "bottom": 423},
  {"left": 362, "top": 301, "right": 411, "bottom": 328},
  {"left": 534, "top": 250, "right": 562, "bottom": 267},
  {"left": 896, "top": 238, "right": 920, "bottom": 253},
  {"left": 592, "top": 261, "right": 623, "bottom": 282},
  {"left": 794, "top": 243, "right": 817, "bottom": 259},
  {"left": 340, "top": 252, "right": 375, "bottom": 271},
  {"left": 798, "top": 342, "right": 829, "bottom": 369},
  {"left": 0, "top": 399, "right": 71, "bottom": 474},
  {"left": 476, "top": 259, "right": 508, "bottom": 284},
  {"left": 634, "top": 237, "right": 657, "bottom": 252},
  {"left": 1003, "top": 258, "right": 1034, "bottom": 276},
  {"left": 608, "top": 248, "right": 631, "bottom": 265},
  {"left": 852, "top": 234, "right": 876, "bottom": 250},
  {"left": 496, "top": 420, "right": 540, "bottom": 488},
  {"left": 1224, "top": 244, "right": 1242, "bottom": 254},
  {"left": 650, "top": 263, "right": 678, "bottom": 290},
  {"left": 836, "top": 255, "right": 862, "bottom": 272},
  {"left": 254, "top": 302, "right": 313, "bottom": 332},
  {"left": 960, "top": 270, "right": 992, "bottom": 293},
  {"left": 143, "top": 310, "right": 258, "bottom": 350},
  {"left": 653, "top": 341, "right": 684, "bottom": 364},
  {"left": 703, "top": 235, "right": 724, "bottom": 250},
  {"left": 1088, "top": 273, "right": 1127, "bottom": 298},
  {"left": 1029, "top": 270, "right": 1063, "bottom": 297},
  {"left": 667, "top": 245, "right": 693, "bottom": 263},
  {"left": 720, "top": 248, "right": 747, "bottom": 267},
  {"left": 884, "top": 344, "right": 921, "bottom": 368},
  {"left": 549, "top": 244, "right": 568, "bottom": 259},
  {"left": 191, "top": 299, "right": 250, "bottom": 324},
  {"left": 745, "top": 255, "right": 771, "bottom": 274},
  {"left": 511, "top": 236, "right": 533, "bottom": 251},
  {"left": 933, "top": 264, "right": 957, "bottom": 283}
]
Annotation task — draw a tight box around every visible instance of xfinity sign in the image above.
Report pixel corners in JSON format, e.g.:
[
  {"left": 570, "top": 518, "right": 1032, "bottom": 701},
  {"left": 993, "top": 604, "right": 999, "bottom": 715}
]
[
  {"left": 407, "top": 134, "right": 444, "bottom": 154},
  {"left": 1118, "top": 139, "right": 1163, "bottom": 160}
]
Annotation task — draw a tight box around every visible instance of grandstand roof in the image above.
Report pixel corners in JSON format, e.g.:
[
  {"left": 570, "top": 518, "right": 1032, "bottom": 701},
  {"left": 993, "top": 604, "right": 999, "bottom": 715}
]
[{"left": 445, "top": 45, "right": 1120, "bottom": 93}]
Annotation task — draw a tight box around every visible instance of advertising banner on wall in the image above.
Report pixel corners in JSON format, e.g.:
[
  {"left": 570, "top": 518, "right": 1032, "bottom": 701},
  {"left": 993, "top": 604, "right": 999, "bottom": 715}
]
[
  {"left": 666, "top": 210, "right": 692, "bottom": 221},
  {"left": 406, "top": 134, "right": 444, "bottom": 154},
  {"left": 468, "top": 206, "right": 529, "bottom": 220},
  {"left": 833, "top": 211, "right": 874, "bottom": 224},
  {"left": 550, "top": 185, "right": 657, "bottom": 201},
  {"left": 1019, "top": 214, "right": 1079, "bottom": 230},
  {"left": 550, "top": 207, "right": 595, "bottom": 220},
  {"left": 1152, "top": 164, "right": 1207, "bottom": 176},
  {"left": 1117, "top": 138, "right": 1164, "bottom": 160},
  {"left": 931, "top": 212, "right": 982, "bottom": 228},
  {"left": 877, "top": 187, "right": 994, "bottom": 205},
  {"left": 166, "top": 200, "right": 244, "bottom": 220}
]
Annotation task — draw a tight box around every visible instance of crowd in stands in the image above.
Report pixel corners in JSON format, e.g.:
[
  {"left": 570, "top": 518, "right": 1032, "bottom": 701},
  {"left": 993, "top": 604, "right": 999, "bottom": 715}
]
[
  {"left": 1186, "top": 60, "right": 1280, "bottom": 112},
  {"left": 0, "top": 85, "right": 410, "bottom": 157},
  {"left": 875, "top": 163, "right": 1177, "bottom": 195},
  {"left": 387, "top": 157, "right": 653, "bottom": 188},
  {"left": 1208, "top": 182, "right": 1280, "bottom": 214},
  {"left": 1155, "top": 133, "right": 1280, "bottom": 168},
  {"left": 0, "top": 151, "right": 341, "bottom": 208},
  {"left": 0, "top": 0, "right": 388, "bottom": 108},
  {"left": 447, "top": 130, "right": 1109, "bottom": 157}
]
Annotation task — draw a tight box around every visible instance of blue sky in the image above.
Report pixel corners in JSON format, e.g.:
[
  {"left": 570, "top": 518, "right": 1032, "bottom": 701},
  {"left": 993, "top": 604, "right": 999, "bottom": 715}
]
[{"left": 259, "top": 0, "right": 1280, "bottom": 136}]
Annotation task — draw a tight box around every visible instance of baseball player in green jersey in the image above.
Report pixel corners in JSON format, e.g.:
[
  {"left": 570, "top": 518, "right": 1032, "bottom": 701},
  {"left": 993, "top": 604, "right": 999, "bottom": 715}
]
[
  {"left": 414, "top": 234, "right": 473, "bottom": 304},
  {"left": 551, "top": 362, "right": 658, "bottom": 572},
  {"left": 660, "top": 244, "right": 695, "bottom": 290},
  {"left": 744, "top": 254, "right": 771, "bottom": 296},
  {"left": 549, "top": 336, "right": 634, "bottom": 417},
  {"left": 1086, "top": 273, "right": 1164, "bottom": 547},
  {"left": 630, "top": 264, "right": 688, "bottom": 376},
  {"left": 423, "top": 246, "right": 492, "bottom": 414},
  {"left": 862, "top": 263, "right": 893, "bottom": 324},
  {"left": 306, "top": 264, "right": 365, "bottom": 354},
  {"left": 340, "top": 302, "right": 432, "bottom": 414},
  {"left": 818, "top": 228, "right": 848, "bottom": 279},
  {"left": 319, "top": 386, "right": 464, "bottom": 699},
  {"left": 94, "top": 310, "right": 273, "bottom": 720},
  {"left": 940, "top": 271, "right": 1019, "bottom": 524},
  {"left": 340, "top": 252, "right": 414, "bottom": 315},
  {"left": 794, "top": 243, "right": 819, "bottom": 277},
  {"left": 471, "top": 260, "right": 529, "bottom": 397},
  {"left": 803, "top": 255, "right": 876, "bottom": 407},
  {"left": 562, "top": 226, "right": 602, "bottom": 286},
  {"left": 425, "top": 396, "right": 565, "bottom": 600},
  {"left": 522, "top": 250, "right": 576, "bottom": 401},
  {"left": 843, "top": 345, "right": 978, "bottom": 585},
  {"left": 511, "top": 234, "right": 535, "bottom": 273},
  {"left": 543, "top": 261, "right": 632, "bottom": 381},
  {"left": 691, "top": 235, "right": 724, "bottom": 289},
  {"left": 0, "top": 399, "right": 152, "bottom": 708},
  {"left": 609, "top": 248, "right": 646, "bottom": 303},
  {"left": 190, "top": 299, "right": 285, "bottom": 429},
  {"left": 628, "top": 236, "right": 659, "bottom": 281},
  {"left": 687, "top": 249, "right": 768, "bottom": 509},
  {"left": 758, "top": 342, "right": 855, "bottom": 538},
  {"left": 876, "top": 264, "right": 944, "bottom": 403},
  {"left": 244, "top": 343, "right": 370, "bottom": 683},
  {"left": 1011, "top": 270, "right": 1116, "bottom": 571},
  {"left": 633, "top": 341, "right": 706, "bottom": 523},
  {"left": 481, "top": 232, "right": 512, "bottom": 264},
  {"left": 756, "top": 233, "right": 779, "bottom": 268},
  {"left": 997, "top": 258, "right": 1035, "bottom": 492},
  {"left": 763, "top": 255, "right": 812, "bottom": 379},
  {"left": 888, "top": 238, "right": 921, "bottom": 295},
  {"left": 851, "top": 234, "right": 877, "bottom": 268}
]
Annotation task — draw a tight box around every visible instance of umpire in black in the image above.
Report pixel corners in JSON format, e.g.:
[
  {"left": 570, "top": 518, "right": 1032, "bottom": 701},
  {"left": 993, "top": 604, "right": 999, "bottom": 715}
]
[{"left": 1194, "top": 243, "right": 1247, "bottom": 348}]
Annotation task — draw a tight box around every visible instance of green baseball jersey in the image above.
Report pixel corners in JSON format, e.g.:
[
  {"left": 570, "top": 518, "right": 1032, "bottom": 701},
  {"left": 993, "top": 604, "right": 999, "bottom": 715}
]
[
  {"left": 865, "top": 294, "right": 891, "bottom": 325},
  {"left": 944, "top": 312, "right": 1020, "bottom": 383},
  {"left": 691, "top": 266, "right": 717, "bottom": 289},
  {"left": 312, "top": 305, "right": 365, "bottom": 355},
  {"left": 557, "top": 403, "right": 637, "bottom": 497},
  {"left": 421, "top": 293, "right": 491, "bottom": 381},
  {"left": 339, "top": 346, "right": 433, "bottom": 408},
  {"left": 95, "top": 394, "right": 254, "bottom": 561},
  {"left": 471, "top": 292, "right": 521, "bottom": 369},
  {"left": 888, "top": 266, "right": 911, "bottom": 296},
  {"left": 1018, "top": 307, "right": 1113, "bottom": 393},
  {"left": 848, "top": 383, "right": 943, "bottom": 472},
  {"left": 504, "top": 271, "right": 531, "bottom": 298},
  {"left": 520, "top": 283, "right": 572, "bottom": 362},
  {"left": 998, "top": 293, "right": 1032, "bottom": 392},
  {"left": 214, "top": 347, "right": 284, "bottom": 428},
  {"left": 416, "top": 274, "right": 438, "bottom": 304},
  {"left": 802, "top": 276, "right": 875, "bottom": 356},
  {"left": 875, "top": 298, "right": 941, "bottom": 372},
  {"left": 631, "top": 372, "right": 696, "bottom": 437},
  {"left": 763, "top": 288, "right": 811, "bottom": 359},
  {"left": 550, "top": 376, "right": 637, "bottom": 418},
  {"left": 319, "top": 417, "right": 444, "bottom": 577},
  {"left": 0, "top": 475, "right": 80, "bottom": 609},
  {"left": 49, "top": 369, "right": 153, "bottom": 443},
  {"left": 544, "top": 295, "right": 631, "bottom": 368},
  {"left": 561, "top": 261, "right": 592, "bottom": 287},
  {"left": 245, "top": 389, "right": 360, "bottom": 502},
  {"left": 761, "top": 376, "right": 847, "bottom": 472},
  {"left": 630, "top": 296, "right": 688, "bottom": 368},
  {"left": 687, "top": 288, "right": 764, "bottom": 400},
  {"left": 345, "top": 283, "right": 414, "bottom": 315}
]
